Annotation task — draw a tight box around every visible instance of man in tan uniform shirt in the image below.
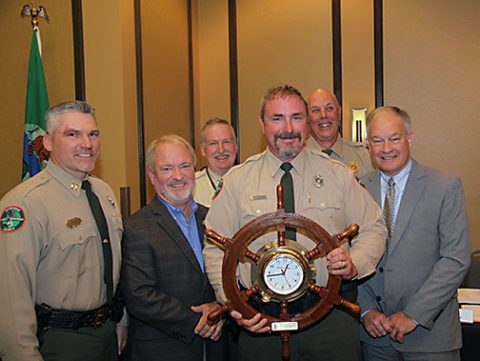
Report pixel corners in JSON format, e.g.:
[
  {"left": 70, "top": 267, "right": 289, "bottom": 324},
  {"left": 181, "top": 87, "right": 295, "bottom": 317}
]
[
  {"left": 194, "top": 118, "right": 237, "bottom": 207},
  {"left": 0, "top": 101, "right": 125, "bottom": 361},
  {"left": 203, "top": 85, "right": 386, "bottom": 361},
  {"left": 306, "top": 88, "right": 373, "bottom": 178}
]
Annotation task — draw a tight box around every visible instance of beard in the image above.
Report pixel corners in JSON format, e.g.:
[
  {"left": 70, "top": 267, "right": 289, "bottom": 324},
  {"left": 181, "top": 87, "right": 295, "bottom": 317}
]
[
  {"left": 158, "top": 181, "right": 194, "bottom": 208},
  {"left": 274, "top": 132, "right": 303, "bottom": 159}
]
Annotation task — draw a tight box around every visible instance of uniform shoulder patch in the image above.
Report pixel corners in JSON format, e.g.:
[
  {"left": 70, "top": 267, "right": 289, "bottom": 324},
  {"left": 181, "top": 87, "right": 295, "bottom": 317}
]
[{"left": 1, "top": 206, "right": 27, "bottom": 233}]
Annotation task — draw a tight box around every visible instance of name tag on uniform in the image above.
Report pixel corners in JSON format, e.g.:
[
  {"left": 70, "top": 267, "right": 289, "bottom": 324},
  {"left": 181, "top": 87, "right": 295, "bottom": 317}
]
[{"left": 250, "top": 195, "right": 267, "bottom": 201}]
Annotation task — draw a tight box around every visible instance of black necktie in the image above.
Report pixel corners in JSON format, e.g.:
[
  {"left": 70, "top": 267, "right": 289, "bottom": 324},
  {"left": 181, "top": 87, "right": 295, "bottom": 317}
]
[
  {"left": 322, "top": 148, "right": 333, "bottom": 156},
  {"left": 280, "top": 162, "right": 296, "bottom": 241},
  {"left": 82, "top": 180, "right": 113, "bottom": 303}
]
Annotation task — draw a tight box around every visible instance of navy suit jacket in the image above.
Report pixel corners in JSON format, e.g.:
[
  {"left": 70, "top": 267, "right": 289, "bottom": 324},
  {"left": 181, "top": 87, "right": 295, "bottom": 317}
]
[
  {"left": 358, "top": 160, "right": 470, "bottom": 352},
  {"left": 121, "top": 197, "right": 221, "bottom": 361}
]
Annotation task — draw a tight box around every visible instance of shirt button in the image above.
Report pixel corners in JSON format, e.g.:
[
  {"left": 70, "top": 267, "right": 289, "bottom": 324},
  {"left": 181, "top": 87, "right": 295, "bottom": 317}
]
[
  {"left": 376, "top": 296, "right": 382, "bottom": 302},
  {"left": 379, "top": 267, "right": 384, "bottom": 272},
  {"left": 256, "top": 209, "right": 261, "bottom": 214}
]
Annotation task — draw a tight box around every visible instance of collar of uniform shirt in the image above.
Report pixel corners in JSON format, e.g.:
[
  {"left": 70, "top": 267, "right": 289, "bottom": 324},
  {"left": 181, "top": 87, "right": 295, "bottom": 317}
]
[
  {"left": 380, "top": 159, "right": 412, "bottom": 224},
  {"left": 265, "top": 148, "right": 306, "bottom": 179},
  {"left": 46, "top": 160, "right": 87, "bottom": 195},
  {"left": 326, "top": 136, "right": 343, "bottom": 158}
]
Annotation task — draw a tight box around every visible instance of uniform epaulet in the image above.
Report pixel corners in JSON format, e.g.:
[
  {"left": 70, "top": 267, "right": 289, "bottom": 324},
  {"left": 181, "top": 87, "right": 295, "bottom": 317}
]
[
  {"left": 243, "top": 152, "right": 263, "bottom": 163},
  {"left": 344, "top": 139, "right": 367, "bottom": 148},
  {"left": 13, "top": 172, "right": 50, "bottom": 198},
  {"left": 306, "top": 147, "right": 334, "bottom": 160},
  {"left": 195, "top": 168, "right": 207, "bottom": 180},
  {"left": 329, "top": 158, "right": 350, "bottom": 170}
]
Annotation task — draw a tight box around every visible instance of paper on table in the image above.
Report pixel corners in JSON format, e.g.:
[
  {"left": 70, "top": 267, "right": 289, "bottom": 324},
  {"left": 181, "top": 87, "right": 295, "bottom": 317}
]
[
  {"left": 460, "top": 305, "right": 480, "bottom": 322},
  {"left": 459, "top": 308, "right": 474, "bottom": 323},
  {"left": 458, "top": 288, "right": 480, "bottom": 304}
]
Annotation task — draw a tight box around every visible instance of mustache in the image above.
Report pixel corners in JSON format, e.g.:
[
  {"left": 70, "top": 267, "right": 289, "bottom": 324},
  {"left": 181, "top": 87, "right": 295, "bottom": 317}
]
[{"left": 275, "top": 132, "right": 301, "bottom": 141}]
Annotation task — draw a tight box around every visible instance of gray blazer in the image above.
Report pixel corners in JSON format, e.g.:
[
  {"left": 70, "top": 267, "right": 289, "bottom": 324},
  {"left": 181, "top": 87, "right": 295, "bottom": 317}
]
[{"left": 358, "top": 159, "right": 470, "bottom": 352}]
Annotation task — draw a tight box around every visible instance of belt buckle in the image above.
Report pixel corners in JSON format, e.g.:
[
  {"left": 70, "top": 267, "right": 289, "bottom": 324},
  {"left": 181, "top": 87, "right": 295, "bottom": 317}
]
[{"left": 93, "top": 309, "right": 104, "bottom": 328}]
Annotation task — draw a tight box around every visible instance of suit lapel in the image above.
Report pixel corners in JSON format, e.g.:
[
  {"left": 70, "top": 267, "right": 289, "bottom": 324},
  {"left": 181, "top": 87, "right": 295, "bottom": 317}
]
[
  {"left": 195, "top": 205, "right": 208, "bottom": 248},
  {"left": 149, "top": 197, "right": 203, "bottom": 273},
  {"left": 388, "top": 160, "right": 425, "bottom": 253},
  {"left": 364, "top": 171, "right": 382, "bottom": 205}
]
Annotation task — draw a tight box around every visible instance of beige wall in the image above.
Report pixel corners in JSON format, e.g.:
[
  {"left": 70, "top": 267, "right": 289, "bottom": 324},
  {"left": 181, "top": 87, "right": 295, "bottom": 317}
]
[
  {"left": 141, "top": 0, "right": 192, "bottom": 201},
  {"left": 236, "top": 0, "right": 333, "bottom": 160},
  {"left": 0, "top": 0, "right": 74, "bottom": 198},
  {"left": 193, "top": 0, "right": 231, "bottom": 169},
  {"left": 1, "top": 1, "right": 478, "bottom": 248},
  {"left": 83, "top": 0, "right": 139, "bottom": 213},
  {"left": 342, "top": 0, "right": 375, "bottom": 140},
  {"left": 384, "top": 0, "right": 480, "bottom": 249}
]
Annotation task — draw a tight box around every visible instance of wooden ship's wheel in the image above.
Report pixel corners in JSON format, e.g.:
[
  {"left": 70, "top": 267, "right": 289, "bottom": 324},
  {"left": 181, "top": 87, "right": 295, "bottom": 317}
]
[{"left": 206, "top": 185, "right": 361, "bottom": 360}]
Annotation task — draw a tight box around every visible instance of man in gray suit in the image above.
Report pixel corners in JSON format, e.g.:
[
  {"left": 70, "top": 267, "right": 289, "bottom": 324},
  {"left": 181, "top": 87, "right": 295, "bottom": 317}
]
[
  {"left": 358, "top": 106, "right": 471, "bottom": 361},
  {"left": 120, "top": 135, "right": 224, "bottom": 361}
]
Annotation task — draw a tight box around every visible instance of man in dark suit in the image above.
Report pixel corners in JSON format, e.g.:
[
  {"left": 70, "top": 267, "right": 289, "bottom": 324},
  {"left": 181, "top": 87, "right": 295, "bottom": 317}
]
[
  {"left": 358, "top": 106, "right": 471, "bottom": 361},
  {"left": 120, "top": 135, "right": 224, "bottom": 361}
]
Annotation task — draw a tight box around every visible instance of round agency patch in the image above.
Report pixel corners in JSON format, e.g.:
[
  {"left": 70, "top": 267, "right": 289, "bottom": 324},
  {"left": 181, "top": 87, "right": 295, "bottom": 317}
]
[{"left": 1, "top": 206, "right": 26, "bottom": 233}]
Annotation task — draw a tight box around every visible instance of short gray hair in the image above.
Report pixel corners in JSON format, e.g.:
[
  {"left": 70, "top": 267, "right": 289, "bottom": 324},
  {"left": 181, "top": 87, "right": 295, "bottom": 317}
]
[
  {"left": 45, "top": 101, "right": 96, "bottom": 134},
  {"left": 200, "top": 117, "right": 237, "bottom": 146},
  {"left": 366, "top": 106, "right": 412, "bottom": 135},
  {"left": 146, "top": 134, "right": 196, "bottom": 171},
  {"left": 259, "top": 84, "right": 307, "bottom": 122}
]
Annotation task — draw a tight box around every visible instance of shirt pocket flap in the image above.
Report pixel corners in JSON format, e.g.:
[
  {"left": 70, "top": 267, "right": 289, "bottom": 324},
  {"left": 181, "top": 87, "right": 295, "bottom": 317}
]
[
  {"left": 111, "top": 215, "right": 123, "bottom": 232},
  {"left": 56, "top": 222, "right": 98, "bottom": 250},
  {"left": 304, "top": 191, "right": 341, "bottom": 211}
]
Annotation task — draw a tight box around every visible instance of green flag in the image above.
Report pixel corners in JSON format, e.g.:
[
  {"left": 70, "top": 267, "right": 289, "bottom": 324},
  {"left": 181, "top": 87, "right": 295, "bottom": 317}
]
[{"left": 22, "top": 29, "right": 49, "bottom": 181}]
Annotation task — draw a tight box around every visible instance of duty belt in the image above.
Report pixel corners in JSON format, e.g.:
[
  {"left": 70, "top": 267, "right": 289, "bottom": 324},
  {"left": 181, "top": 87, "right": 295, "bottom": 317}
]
[{"left": 35, "top": 303, "right": 111, "bottom": 331}]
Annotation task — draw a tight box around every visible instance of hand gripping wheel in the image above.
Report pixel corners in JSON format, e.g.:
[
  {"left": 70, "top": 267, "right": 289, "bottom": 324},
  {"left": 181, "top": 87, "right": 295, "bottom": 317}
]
[{"left": 206, "top": 184, "right": 361, "bottom": 360}]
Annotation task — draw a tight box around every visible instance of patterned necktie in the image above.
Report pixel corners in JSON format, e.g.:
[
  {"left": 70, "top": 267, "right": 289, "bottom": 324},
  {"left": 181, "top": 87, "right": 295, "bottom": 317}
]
[
  {"left": 213, "top": 178, "right": 223, "bottom": 198},
  {"left": 280, "top": 162, "right": 296, "bottom": 241},
  {"left": 82, "top": 180, "right": 113, "bottom": 303},
  {"left": 383, "top": 177, "right": 396, "bottom": 240},
  {"left": 322, "top": 148, "right": 333, "bottom": 156}
]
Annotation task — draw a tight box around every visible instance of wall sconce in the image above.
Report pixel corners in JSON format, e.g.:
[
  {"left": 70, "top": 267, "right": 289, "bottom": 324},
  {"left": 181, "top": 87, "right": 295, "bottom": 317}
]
[{"left": 351, "top": 108, "right": 367, "bottom": 142}]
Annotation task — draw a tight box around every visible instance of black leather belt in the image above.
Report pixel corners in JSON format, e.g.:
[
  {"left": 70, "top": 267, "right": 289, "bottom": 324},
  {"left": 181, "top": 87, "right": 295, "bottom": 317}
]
[{"left": 35, "top": 303, "right": 111, "bottom": 331}]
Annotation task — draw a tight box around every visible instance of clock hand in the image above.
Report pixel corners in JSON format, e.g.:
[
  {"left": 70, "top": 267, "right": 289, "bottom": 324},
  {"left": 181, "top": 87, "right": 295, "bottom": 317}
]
[
  {"left": 266, "top": 272, "right": 284, "bottom": 277},
  {"left": 279, "top": 263, "right": 289, "bottom": 276}
]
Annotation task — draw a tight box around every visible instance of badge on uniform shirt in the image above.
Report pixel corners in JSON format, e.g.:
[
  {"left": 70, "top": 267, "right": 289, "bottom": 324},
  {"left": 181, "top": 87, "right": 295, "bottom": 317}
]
[
  {"left": 66, "top": 217, "right": 82, "bottom": 229},
  {"left": 106, "top": 196, "right": 115, "bottom": 207},
  {"left": 0, "top": 206, "right": 26, "bottom": 233},
  {"left": 348, "top": 161, "right": 359, "bottom": 174},
  {"left": 313, "top": 175, "right": 325, "bottom": 188}
]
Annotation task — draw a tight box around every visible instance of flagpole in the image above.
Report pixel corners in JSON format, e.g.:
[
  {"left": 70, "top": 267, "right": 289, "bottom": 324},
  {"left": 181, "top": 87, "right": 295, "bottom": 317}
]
[{"left": 20, "top": 2, "right": 50, "bottom": 180}]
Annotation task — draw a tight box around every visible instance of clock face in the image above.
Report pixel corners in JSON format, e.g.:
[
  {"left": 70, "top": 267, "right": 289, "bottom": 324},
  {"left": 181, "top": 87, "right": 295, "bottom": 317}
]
[{"left": 263, "top": 255, "right": 304, "bottom": 295}]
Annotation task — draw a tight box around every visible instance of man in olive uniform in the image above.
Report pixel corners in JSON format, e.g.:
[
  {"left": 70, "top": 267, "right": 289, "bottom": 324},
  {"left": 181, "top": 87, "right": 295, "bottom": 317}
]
[
  {"left": 306, "top": 88, "right": 374, "bottom": 178},
  {"left": 0, "top": 101, "right": 125, "bottom": 361},
  {"left": 194, "top": 118, "right": 238, "bottom": 207},
  {"left": 203, "top": 84, "right": 386, "bottom": 361}
]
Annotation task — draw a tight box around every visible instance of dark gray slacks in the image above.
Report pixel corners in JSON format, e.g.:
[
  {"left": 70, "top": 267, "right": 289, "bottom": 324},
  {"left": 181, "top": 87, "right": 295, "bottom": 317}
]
[
  {"left": 40, "top": 319, "right": 118, "bottom": 361},
  {"left": 361, "top": 342, "right": 460, "bottom": 361},
  {"left": 236, "top": 308, "right": 360, "bottom": 361}
]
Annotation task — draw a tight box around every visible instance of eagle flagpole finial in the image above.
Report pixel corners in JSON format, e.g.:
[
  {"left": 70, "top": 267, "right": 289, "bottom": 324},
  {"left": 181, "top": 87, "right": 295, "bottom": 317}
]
[{"left": 21, "top": 2, "right": 49, "bottom": 30}]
